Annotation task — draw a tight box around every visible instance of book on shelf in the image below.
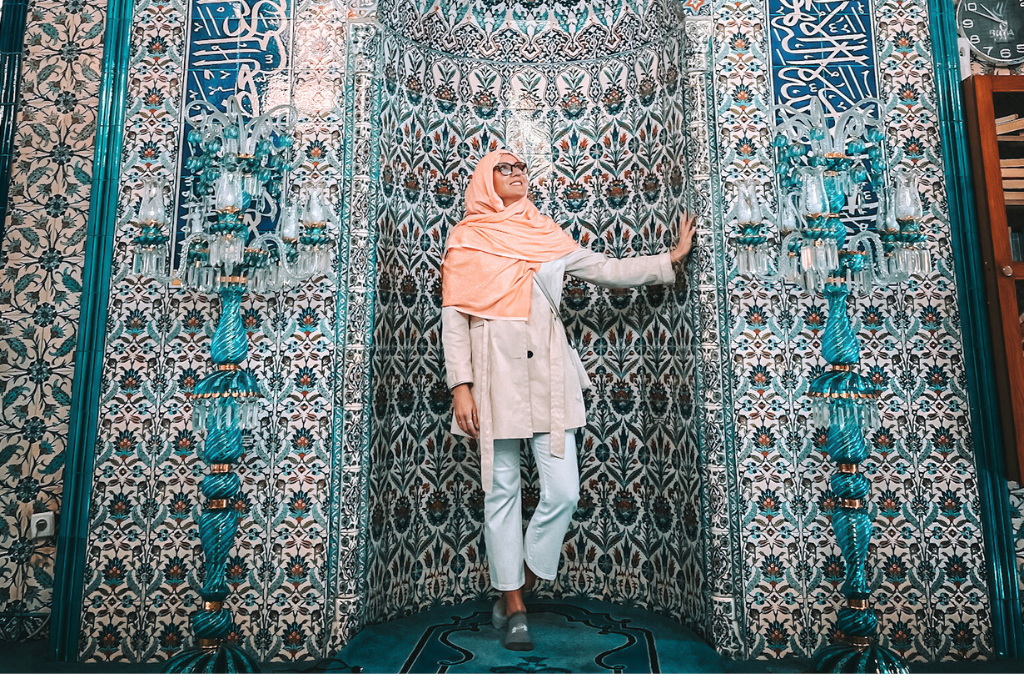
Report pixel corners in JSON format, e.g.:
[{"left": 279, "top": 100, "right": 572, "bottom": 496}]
[{"left": 997, "top": 116, "right": 1024, "bottom": 134}]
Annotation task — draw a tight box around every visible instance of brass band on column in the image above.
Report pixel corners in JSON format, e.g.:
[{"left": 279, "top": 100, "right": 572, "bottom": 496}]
[
  {"left": 837, "top": 462, "right": 857, "bottom": 474},
  {"left": 208, "top": 499, "right": 229, "bottom": 510},
  {"left": 202, "top": 601, "right": 223, "bottom": 611},
  {"left": 843, "top": 635, "right": 872, "bottom": 648},
  {"left": 198, "top": 638, "right": 220, "bottom": 650},
  {"left": 839, "top": 498, "right": 863, "bottom": 510},
  {"left": 847, "top": 599, "right": 868, "bottom": 610},
  {"left": 210, "top": 463, "right": 232, "bottom": 474}
]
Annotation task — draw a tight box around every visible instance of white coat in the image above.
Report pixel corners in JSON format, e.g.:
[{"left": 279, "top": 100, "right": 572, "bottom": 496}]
[{"left": 440, "top": 247, "right": 675, "bottom": 492}]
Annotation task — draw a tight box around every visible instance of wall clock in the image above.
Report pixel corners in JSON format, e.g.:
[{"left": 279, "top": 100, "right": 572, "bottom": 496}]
[{"left": 959, "top": 1, "right": 1024, "bottom": 65}]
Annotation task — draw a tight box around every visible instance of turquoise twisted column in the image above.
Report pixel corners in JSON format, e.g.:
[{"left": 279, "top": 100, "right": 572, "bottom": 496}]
[
  {"left": 810, "top": 278, "right": 910, "bottom": 674},
  {"left": 164, "top": 279, "right": 261, "bottom": 673}
]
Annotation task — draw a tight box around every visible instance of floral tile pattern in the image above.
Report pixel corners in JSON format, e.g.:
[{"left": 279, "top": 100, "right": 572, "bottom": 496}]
[
  {"left": 377, "top": 0, "right": 686, "bottom": 61},
  {"left": 364, "top": 16, "right": 707, "bottom": 639},
  {"left": 721, "top": 0, "right": 993, "bottom": 661},
  {"left": 70, "top": 0, "right": 372, "bottom": 663},
  {"left": 1011, "top": 484, "right": 1024, "bottom": 612},
  {"left": 0, "top": 0, "right": 1018, "bottom": 667},
  {"left": 0, "top": 0, "right": 107, "bottom": 642}
]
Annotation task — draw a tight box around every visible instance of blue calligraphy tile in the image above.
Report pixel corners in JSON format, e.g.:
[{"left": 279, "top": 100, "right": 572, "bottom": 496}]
[
  {"left": 769, "top": 0, "right": 877, "bottom": 114},
  {"left": 172, "top": 0, "right": 294, "bottom": 267}
]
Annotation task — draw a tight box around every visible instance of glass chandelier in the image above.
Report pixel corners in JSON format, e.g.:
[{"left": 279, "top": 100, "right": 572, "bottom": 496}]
[
  {"left": 131, "top": 95, "right": 338, "bottom": 291},
  {"left": 736, "top": 98, "right": 928, "bottom": 290},
  {"left": 127, "top": 94, "right": 340, "bottom": 673},
  {"left": 733, "top": 97, "right": 923, "bottom": 674}
]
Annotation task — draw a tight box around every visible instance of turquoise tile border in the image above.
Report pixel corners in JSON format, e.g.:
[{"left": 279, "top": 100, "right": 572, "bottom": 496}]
[
  {"left": 927, "top": 0, "right": 1024, "bottom": 660},
  {"left": 49, "top": 0, "right": 134, "bottom": 662}
]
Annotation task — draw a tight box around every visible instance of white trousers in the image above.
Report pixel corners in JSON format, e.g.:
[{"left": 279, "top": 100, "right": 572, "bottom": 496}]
[{"left": 484, "top": 430, "right": 580, "bottom": 591}]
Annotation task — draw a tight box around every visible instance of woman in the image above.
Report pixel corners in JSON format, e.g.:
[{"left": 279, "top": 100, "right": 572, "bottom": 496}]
[{"left": 440, "top": 150, "right": 696, "bottom": 651}]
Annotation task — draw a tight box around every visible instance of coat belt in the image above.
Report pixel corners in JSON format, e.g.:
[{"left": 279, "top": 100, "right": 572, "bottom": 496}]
[
  {"left": 480, "top": 323, "right": 494, "bottom": 494},
  {"left": 548, "top": 316, "right": 566, "bottom": 461}
]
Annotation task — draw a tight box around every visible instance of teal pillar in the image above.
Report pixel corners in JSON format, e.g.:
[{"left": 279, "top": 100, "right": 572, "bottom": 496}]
[
  {"left": 927, "top": 0, "right": 1024, "bottom": 659},
  {"left": 162, "top": 281, "right": 260, "bottom": 673},
  {"left": 50, "top": 0, "right": 135, "bottom": 662}
]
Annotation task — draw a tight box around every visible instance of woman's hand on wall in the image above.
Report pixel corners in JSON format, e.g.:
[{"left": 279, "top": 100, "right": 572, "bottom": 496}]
[
  {"left": 669, "top": 212, "right": 697, "bottom": 263},
  {"left": 452, "top": 384, "right": 480, "bottom": 437}
]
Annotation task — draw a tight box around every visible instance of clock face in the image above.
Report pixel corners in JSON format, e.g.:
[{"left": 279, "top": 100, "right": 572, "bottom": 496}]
[{"left": 959, "top": 1, "right": 1024, "bottom": 65}]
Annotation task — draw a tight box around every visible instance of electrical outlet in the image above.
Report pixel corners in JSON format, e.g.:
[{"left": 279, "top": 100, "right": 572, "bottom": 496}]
[{"left": 29, "top": 511, "right": 56, "bottom": 539}]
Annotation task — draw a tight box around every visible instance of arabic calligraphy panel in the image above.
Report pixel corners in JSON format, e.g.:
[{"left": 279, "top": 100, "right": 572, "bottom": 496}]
[
  {"left": 768, "top": 0, "right": 877, "bottom": 114},
  {"left": 173, "top": 0, "right": 295, "bottom": 265}
]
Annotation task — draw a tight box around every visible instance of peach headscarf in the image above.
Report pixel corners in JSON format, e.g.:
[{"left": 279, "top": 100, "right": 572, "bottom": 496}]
[{"left": 441, "top": 150, "right": 579, "bottom": 320}]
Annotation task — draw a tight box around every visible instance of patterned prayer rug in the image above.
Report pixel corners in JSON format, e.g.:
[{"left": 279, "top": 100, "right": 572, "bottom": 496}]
[{"left": 308, "top": 599, "right": 733, "bottom": 674}]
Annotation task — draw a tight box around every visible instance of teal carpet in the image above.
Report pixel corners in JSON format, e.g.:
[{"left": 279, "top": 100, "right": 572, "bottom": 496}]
[
  {"left": 3, "top": 599, "right": 1023, "bottom": 674},
  {"left": 308, "top": 599, "right": 797, "bottom": 674}
]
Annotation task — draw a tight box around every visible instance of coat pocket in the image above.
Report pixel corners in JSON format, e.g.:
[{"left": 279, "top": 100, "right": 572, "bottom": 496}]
[{"left": 567, "top": 345, "right": 593, "bottom": 391}]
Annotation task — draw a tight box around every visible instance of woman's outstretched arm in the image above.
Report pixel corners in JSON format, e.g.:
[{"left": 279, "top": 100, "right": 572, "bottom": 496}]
[
  {"left": 565, "top": 212, "right": 697, "bottom": 288},
  {"left": 564, "top": 248, "right": 673, "bottom": 287}
]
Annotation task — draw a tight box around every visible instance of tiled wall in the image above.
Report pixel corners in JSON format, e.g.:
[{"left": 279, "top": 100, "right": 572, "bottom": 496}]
[
  {"left": 0, "top": 0, "right": 1012, "bottom": 666},
  {"left": 71, "top": 0, "right": 375, "bottom": 663},
  {"left": 0, "top": 0, "right": 107, "bottom": 642},
  {"left": 722, "top": 0, "right": 992, "bottom": 659},
  {"left": 1013, "top": 484, "right": 1024, "bottom": 625}
]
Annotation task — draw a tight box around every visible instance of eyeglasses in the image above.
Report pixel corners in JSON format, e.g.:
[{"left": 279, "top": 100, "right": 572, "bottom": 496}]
[{"left": 493, "top": 161, "right": 528, "bottom": 176}]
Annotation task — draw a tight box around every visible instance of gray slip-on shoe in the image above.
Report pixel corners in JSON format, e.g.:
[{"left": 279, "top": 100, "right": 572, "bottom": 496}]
[
  {"left": 503, "top": 612, "right": 533, "bottom": 651},
  {"left": 491, "top": 598, "right": 508, "bottom": 630}
]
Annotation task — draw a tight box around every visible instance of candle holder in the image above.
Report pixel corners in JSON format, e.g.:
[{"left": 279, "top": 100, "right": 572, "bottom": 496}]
[
  {"left": 734, "top": 98, "right": 926, "bottom": 674},
  {"left": 130, "top": 95, "right": 340, "bottom": 673}
]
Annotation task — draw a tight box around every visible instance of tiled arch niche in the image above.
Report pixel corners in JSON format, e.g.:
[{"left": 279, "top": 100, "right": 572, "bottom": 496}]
[
  {"left": 69, "top": 0, "right": 733, "bottom": 663},
  {"left": 364, "top": 0, "right": 720, "bottom": 646}
]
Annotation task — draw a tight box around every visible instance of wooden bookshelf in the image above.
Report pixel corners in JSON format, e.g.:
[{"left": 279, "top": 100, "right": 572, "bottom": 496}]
[{"left": 964, "top": 74, "right": 1024, "bottom": 482}]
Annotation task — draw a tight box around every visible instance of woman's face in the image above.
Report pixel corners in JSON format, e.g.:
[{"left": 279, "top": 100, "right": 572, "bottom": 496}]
[{"left": 492, "top": 154, "right": 528, "bottom": 205}]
